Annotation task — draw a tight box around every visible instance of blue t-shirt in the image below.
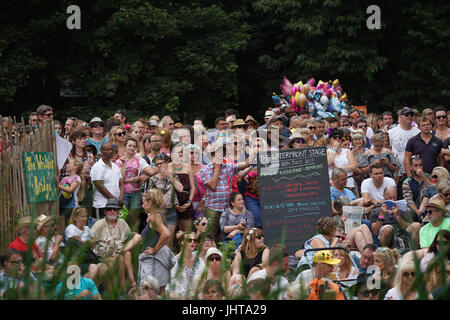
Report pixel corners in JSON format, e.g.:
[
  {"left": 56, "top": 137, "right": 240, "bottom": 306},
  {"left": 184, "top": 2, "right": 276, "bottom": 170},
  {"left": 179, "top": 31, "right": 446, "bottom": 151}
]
[
  {"left": 87, "top": 136, "right": 109, "bottom": 154},
  {"left": 330, "top": 186, "right": 356, "bottom": 202},
  {"left": 55, "top": 277, "right": 100, "bottom": 300}
]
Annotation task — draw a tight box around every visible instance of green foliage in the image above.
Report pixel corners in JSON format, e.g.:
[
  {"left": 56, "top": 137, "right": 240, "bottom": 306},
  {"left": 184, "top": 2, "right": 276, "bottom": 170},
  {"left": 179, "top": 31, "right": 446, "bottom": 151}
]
[{"left": 1, "top": 0, "right": 449, "bottom": 123}]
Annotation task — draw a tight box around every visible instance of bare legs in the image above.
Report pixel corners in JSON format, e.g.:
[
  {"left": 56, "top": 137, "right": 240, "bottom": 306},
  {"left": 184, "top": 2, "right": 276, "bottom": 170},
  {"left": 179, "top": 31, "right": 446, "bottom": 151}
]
[{"left": 347, "top": 224, "right": 373, "bottom": 252}]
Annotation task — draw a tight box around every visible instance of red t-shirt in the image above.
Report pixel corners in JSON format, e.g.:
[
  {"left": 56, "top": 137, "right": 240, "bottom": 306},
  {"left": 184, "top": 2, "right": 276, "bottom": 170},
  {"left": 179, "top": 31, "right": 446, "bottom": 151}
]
[{"left": 8, "top": 237, "right": 42, "bottom": 259}]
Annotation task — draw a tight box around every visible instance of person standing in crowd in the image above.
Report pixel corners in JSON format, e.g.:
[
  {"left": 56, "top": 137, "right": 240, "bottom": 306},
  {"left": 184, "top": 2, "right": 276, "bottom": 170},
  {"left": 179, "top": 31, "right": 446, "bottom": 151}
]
[
  {"left": 359, "top": 132, "right": 401, "bottom": 180},
  {"left": 87, "top": 117, "right": 108, "bottom": 154},
  {"left": 198, "top": 138, "right": 256, "bottom": 243},
  {"left": 380, "top": 111, "right": 395, "bottom": 131},
  {"left": 109, "top": 126, "right": 127, "bottom": 159},
  {"left": 29, "top": 112, "right": 39, "bottom": 129},
  {"left": 90, "top": 142, "right": 124, "bottom": 219},
  {"left": 169, "top": 143, "right": 195, "bottom": 233},
  {"left": 313, "top": 118, "right": 327, "bottom": 140},
  {"left": 114, "top": 110, "right": 128, "bottom": 127},
  {"left": 57, "top": 158, "right": 84, "bottom": 225},
  {"left": 147, "top": 153, "right": 184, "bottom": 247},
  {"left": 327, "top": 128, "right": 358, "bottom": 195},
  {"left": 36, "top": 104, "right": 54, "bottom": 127},
  {"left": 389, "top": 107, "right": 421, "bottom": 190},
  {"left": 115, "top": 137, "right": 144, "bottom": 230},
  {"left": 184, "top": 144, "right": 206, "bottom": 218},
  {"left": 402, "top": 155, "right": 431, "bottom": 216},
  {"left": 138, "top": 189, "right": 174, "bottom": 296},
  {"left": 432, "top": 106, "right": 449, "bottom": 142},
  {"left": 404, "top": 116, "right": 443, "bottom": 176},
  {"left": 355, "top": 118, "right": 372, "bottom": 148}
]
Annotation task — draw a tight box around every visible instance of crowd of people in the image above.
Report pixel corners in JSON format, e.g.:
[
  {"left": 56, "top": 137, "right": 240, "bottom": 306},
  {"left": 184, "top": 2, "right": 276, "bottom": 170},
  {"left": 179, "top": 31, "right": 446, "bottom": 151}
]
[{"left": 0, "top": 103, "right": 449, "bottom": 300}]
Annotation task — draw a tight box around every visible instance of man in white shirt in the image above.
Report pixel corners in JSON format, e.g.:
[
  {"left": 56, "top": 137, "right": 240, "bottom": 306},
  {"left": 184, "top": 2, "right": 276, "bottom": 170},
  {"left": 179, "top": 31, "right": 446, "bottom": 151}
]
[
  {"left": 361, "top": 164, "right": 396, "bottom": 203},
  {"left": 388, "top": 107, "right": 420, "bottom": 178},
  {"left": 90, "top": 142, "right": 124, "bottom": 219},
  {"left": 247, "top": 244, "right": 290, "bottom": 299}
]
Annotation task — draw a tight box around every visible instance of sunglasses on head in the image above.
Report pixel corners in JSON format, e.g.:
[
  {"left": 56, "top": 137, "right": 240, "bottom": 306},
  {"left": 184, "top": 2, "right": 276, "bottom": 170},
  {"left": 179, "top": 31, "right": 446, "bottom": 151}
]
[
  {"left": 208, "top": 255, "right": 221, "bottom": 262},
  {"left": 436, "top": 115, "right": 447, "bottom": 120}
]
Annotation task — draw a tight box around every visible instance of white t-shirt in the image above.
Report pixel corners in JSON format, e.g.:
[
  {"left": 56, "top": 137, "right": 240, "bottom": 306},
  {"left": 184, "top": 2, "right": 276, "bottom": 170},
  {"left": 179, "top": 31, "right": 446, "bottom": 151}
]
[
  {"left": 65, "top": 224, "right": 94, "bottom": 242},
  {"left": 360, "top": 177, "right": 396, "bottom": 201},
  {"left": 388, "top": 126, "right": 420, "bottom": 174},
  {"left": 90, "top": 159, "right": 123, "bottom": 208},
  {"left": 247, "top": 269, "right": 290, "bottom": 300}
]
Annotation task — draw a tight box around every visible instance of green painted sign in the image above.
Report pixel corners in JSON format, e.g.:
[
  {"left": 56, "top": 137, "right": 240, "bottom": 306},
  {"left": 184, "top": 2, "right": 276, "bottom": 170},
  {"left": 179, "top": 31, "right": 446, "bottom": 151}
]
[{"left": 23, "top": 152, "right": 58, "bottom": 203}]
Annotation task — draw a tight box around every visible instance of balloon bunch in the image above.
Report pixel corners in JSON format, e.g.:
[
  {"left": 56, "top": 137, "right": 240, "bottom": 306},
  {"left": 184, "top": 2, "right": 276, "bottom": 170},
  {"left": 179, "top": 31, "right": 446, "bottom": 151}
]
[{"left": 278, "top": 76, "right": 350, "bottom": 117}]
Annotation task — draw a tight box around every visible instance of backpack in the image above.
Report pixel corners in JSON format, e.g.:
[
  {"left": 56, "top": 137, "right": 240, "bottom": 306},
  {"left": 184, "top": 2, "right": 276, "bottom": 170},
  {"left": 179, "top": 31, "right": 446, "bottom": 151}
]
[{"left": 392, "top": 228, "right": 411, "bottom": 255}]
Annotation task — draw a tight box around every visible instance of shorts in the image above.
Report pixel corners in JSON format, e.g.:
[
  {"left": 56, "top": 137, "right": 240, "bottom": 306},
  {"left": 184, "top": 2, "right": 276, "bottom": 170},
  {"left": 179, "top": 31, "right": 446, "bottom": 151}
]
[
  {"left": 164, "top": 208, "right": 177, "bottom": 225},
  {"left": 379, "top": 224, "right": 394, "bottom": 237}
]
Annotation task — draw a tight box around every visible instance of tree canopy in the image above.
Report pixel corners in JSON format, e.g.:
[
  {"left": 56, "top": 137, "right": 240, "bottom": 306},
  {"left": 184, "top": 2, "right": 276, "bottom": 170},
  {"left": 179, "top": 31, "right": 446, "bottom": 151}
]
[{"left": 0, "top": 0, "right": 448, "bottom": 125}]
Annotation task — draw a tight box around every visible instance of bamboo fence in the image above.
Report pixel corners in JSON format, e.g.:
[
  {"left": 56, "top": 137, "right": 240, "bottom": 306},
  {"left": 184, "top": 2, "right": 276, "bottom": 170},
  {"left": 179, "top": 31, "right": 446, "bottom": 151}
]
[{"left": 0, "top": 117, "right": 59, "bottom": 251}]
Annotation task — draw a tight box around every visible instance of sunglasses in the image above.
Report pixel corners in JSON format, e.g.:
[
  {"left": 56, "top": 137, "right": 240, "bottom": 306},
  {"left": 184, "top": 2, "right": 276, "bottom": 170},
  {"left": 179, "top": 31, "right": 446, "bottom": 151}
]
[
  {"left": 208, "top": 255, "right": 221, "bottom": 262},
  {"left": 350, "top": 115, "right": 360, "bottom": 119},
  {"left": 235, "top": 126, "right": 245, "bottom": 129},
  {"left": 358, "top": 125, "right": 368, "bottom": 129},
  {"left": 115, "top": 132, "right": 126, "bottom": 137},
  {"left": 403, "top": 271, "right": 415, "bottom": 278},
  {"left": 255, "top": 235, "right": 264, "bottom": 240},
  {"left": 335, "top": 235, "right": 345, "bottom": 240},
  {"left": 343, "top": 124, "right": 351, "bottom": 127},
  {"left": 44, "top": 112, "right": 54, "bottom": 117},
  {"left": 105, "top": 208, "right": 119, "bottom": 212},
  {"left": 411, "top": 155, "right": 421, "bottom": 160},
  {"left": 431, "top": 175, "right": 439, "bottom": 180},
  {"left": 342, "top": 136, "right": 351, "bottom": 141},
  {"left": 403, "top": 113, "right": 414, "bottom": 117},
  {"left": 443, "top": 193, "right": 450, "bottom": 197},
  {"left": 436, "top": 115, "right": 447, "bottom": 120},
  {"left": 8, "top": 259, "right": 24, "bottom": 264},
  {"left": 220, "top": 133, "right": 229, "bottom": 137},
  {"left": 308, "top": 126, "right": 316, "bottom": 130},
  {"left": 358, "top": 289, "right": 379, "bottom": 297},
  {"left": 186, "top": 238, "right": 197, "bottom": 243},
  {"left": 91, "top": 124, "right": 104, "bottom": 128},
  {"left": 200, "top": 222, "right": 207, "bottom": 226},
  {"left": 294, "top": 139, "right": 306, "bottom": 144}
]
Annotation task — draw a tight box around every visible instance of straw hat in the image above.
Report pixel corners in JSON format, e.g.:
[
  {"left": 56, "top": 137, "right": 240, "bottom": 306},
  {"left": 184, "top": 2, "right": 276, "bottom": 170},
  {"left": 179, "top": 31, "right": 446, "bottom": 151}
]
[
  {"left": 426, "top": 197, "right": 449, "bottom": 214},
  {"left": 15, "top": 216, "right": 33, "bottom": 233},
  {"left": 288, "top": 133, "right": 308, "bottom": 148},
  {"left": 245, "top": 115, "right": 258, "bottom": 125},
  {"left": 36, "top": 214, "right": 52, "bottom": 231},
  {"left": 232, "top": 119, "right": 247, "bottom": 129}
]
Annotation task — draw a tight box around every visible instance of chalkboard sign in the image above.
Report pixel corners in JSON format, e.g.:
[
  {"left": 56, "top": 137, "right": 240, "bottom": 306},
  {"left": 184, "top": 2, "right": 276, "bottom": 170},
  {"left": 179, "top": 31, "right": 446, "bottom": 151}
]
[
  {"left": 257, "top": 147, "right": 332, "bottom": 254},
  {"left": 23, "top": 152, "right": 58, "bottom": 203}
]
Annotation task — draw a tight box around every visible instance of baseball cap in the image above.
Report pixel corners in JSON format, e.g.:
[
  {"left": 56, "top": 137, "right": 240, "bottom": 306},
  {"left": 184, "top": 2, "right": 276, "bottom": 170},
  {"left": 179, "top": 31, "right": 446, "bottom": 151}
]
[
  {"left": 149, "top": 120, "right": 158, "bottom": 127},
  {"left": 399, "top": 107, "right": 414, "bottom": 115},
  {"left": 89, "top": 117, "right": 103, "bottom": 124},
  {"left": 312, "top": 250, "right": 341, "bottom": 265},
  {"left": 264, "top": 110, "right": 274, "bottom": 118}
]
